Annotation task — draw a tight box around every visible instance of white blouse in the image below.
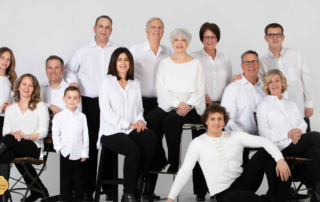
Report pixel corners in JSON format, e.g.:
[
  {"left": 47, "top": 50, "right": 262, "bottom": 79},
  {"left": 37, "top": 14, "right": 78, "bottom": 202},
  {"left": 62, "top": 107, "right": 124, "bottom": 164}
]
[
  {"left": 168, "top": 132, "right": 283, "bottom": 200},
  {"left": 257, "top": 95, "right": 307, "bottom": 150},
  {"left": 97, "top": 75, "right": 145, "bottom": 148},
  {"left": 190, "top": 49, "right": 232, "bottom": 102},
  {"left": 2, "top": 102, "right": 49, "bottom": 159},
  {"left": 0, "top": 76, "right": 13, "bottom": 117},
  {"left": 156, "top": 57, "right": 205, "bottom": 115}
]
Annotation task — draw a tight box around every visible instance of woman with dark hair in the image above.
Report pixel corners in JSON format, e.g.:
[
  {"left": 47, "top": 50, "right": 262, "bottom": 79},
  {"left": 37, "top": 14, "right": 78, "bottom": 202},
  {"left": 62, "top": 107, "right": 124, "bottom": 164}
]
[
  {"left": 97, "top": 47, "right": 157, "bottom": 202},
  {"left": 257, "top": 69, "right": 320, "bottom": 202},
  {"left": 1, "top": 74, "right": 50, "bottom": 202},
  {"left": 166, "top": 103, "right": 297, "bottom": 202},
  {"left": 0, "top": 47, "right": 17, "bottom": 139}
]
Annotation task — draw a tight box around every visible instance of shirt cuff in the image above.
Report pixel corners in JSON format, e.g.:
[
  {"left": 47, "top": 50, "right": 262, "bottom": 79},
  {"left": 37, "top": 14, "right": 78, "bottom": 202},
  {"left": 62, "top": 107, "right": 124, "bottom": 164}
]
[
  {"left": 122, "top": 120, "right": 130, "bottom": 130},
  {"left": 304, "top": 102, "right": 313, "bottom": 108}
]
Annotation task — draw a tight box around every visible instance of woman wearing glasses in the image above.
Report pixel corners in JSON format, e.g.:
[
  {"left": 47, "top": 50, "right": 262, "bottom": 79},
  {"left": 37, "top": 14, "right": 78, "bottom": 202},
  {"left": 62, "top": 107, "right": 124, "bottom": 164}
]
[{"left": 189, "top": 22, "right": 233, "bottom": 201}]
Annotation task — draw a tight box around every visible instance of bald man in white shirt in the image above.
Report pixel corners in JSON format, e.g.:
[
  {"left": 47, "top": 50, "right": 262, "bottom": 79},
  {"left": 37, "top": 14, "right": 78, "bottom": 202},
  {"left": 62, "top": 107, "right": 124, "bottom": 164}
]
[
  {"left": 64, "top": 15, "right": 120, "bottom": 202},
  {"left": 259, "top": 23, "right": 313, "bottom": 132},
  {"left": 129, "top": 17, "right": 172, "bottom": 201}
]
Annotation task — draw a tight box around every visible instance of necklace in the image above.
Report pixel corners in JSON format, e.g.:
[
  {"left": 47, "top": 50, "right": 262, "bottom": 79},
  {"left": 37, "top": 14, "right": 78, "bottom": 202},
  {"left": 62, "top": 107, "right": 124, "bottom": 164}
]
[{"left": 119, "top": 80, "right": 127, "bottom": 85}]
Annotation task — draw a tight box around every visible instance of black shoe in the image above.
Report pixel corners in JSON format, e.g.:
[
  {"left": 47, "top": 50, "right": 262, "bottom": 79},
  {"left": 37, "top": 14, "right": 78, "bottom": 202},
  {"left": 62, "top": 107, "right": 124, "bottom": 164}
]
[
  {"left": 196, "top": 194, "right": 205, "bottom": 201},
  {"left": 135, "top": 175, "right": 145, "bottom": 201},
  {"left": 143, "top": 193, "right": 161, "bottom": 201},
  {"left": 105, "top": 192, "right": 114, "bottom": 201},
  {"left": 210, "top": 195, "right": 217, "bottom": 202},
  {"left": 311, "top": 181, "right": 320, "bottom": 202},
  {"left": 121, "top": 192, "right": 137, "bottom": 202},
  {"left": 296, "top": 193, "right": 310, "bottom": 201},
  {"left": 285, "top": 199, "right": 300, "bottom": 202},
  {"left": 83, "top": 193, "right": 94, "bottom": 202},
  {"left": 21, "top": 188, "right": 49, "bottom": 202}
]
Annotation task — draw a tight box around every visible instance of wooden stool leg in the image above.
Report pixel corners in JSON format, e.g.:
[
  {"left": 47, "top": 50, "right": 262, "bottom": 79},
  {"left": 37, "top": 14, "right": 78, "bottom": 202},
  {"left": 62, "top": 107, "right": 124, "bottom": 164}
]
[{"left": 95, "top": 147, "right": 105, "bottom": 202}]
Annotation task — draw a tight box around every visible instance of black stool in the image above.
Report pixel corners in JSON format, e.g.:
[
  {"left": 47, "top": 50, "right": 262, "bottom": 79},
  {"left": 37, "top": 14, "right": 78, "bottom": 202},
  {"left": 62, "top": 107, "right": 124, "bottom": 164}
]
[{"left": 95, "top": 146, "right": 123, "bottom": 202}]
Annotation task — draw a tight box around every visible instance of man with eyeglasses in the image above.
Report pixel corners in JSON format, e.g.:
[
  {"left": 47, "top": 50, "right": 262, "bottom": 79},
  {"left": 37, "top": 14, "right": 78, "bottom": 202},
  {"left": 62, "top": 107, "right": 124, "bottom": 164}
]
[{"left": 260, "top": 23, "right": 313, "bottom": 132}]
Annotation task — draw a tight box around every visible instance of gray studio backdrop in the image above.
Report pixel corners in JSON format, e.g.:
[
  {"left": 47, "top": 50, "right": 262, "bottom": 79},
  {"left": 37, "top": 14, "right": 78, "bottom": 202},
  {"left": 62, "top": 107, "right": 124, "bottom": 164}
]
[{"left": 1, "top": 0, "right": 320, "bottom": 200}]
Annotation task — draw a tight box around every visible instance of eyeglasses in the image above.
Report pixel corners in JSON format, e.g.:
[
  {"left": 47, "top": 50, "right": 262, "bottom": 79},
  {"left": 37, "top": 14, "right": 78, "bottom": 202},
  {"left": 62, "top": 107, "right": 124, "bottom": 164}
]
[
  {"left": 203, "top": 36, "right": 217, "bottom": 40},
  {"left": 267, "top": 33, "right": 283, "bottom": 39},
  {"left": 242, "top": 60, "right": 259, "bottom": 66}
]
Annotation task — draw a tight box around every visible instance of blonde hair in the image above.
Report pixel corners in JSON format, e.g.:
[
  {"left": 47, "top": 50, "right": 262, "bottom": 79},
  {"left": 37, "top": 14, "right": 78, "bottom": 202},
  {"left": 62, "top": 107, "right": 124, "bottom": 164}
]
[
  {"left": 13, "top": 74, "right": 41, "bottom": 111},
  {"left": 262, "top": 69, "right": 288, "bottom": 95}
]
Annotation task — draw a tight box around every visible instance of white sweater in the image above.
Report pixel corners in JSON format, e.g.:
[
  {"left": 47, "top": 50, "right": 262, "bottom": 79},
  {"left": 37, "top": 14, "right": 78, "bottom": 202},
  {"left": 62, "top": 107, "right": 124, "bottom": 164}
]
[
  {"left": 0, "top": 76, "right": 13, "bottom": 117},
  {"left": 168, "top": 131, "right": 283, "bottom": 200}
]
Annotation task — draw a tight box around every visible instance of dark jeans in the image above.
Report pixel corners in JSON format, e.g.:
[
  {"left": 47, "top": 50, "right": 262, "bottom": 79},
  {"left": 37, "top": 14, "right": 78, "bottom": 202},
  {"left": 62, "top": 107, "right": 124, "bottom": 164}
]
[
  {"left": 1, "top": 135, "right": 48, "bottom": 196},
  {"left": 215, "top": 148, "right": 293, "bottom": 202},
  {"left": 81, "top": 96, "right": 117, "bottom": 194},
  {"left": 0, "top": 116, "right": 3, "bottom": 139},
  {"left": 100, "top": 129, "right": 157, "bottom": 194},
  {"left": 282, "top": 132, "right": 320, "bottom": 181},
  {"left": 60, "top": 155, "right": 84, "bottom": 201}
]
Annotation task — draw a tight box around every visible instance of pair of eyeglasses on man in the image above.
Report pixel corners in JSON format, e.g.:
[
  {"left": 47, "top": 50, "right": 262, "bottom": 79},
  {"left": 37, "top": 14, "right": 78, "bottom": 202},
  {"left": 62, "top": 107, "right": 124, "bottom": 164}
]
[
  {"left": 203, "top": 36, "right": 217, "bottom": 40},
  {"left": 242, "top": 60, "right": 259, "bottom": 66},
  {"left": 267, "top": 33, "right": 283, "bottom": 39}
]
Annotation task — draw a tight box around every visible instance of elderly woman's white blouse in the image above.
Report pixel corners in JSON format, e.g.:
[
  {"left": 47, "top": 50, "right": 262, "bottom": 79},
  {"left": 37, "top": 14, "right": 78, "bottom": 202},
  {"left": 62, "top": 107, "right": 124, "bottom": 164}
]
[
  {"left": 97, "top": 75, "right": 145, "bottom": 148},
  {"left": 2, "top": 102, "right": 49, "bottom": 159},
  {"left": 257, "top": 95, "right": 307, "bottom": 150},
  {"left": 156, "top": 57, "right": 205, "bottom": 115}
]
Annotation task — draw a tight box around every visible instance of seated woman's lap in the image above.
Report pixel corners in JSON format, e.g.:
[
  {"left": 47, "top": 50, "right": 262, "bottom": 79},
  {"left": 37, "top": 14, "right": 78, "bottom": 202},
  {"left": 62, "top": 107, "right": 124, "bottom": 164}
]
[{"left": 0, "top": 135, "right": 40, "bottom": 164}]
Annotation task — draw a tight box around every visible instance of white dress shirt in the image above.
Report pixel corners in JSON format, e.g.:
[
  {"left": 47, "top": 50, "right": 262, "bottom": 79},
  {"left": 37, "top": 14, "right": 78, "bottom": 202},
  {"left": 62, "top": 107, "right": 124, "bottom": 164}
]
[
  {"left": 64, "top": 38, "right": 120, "bottom": 98},
  {"left": 129, "top": 41, "right": 173, "bottom": 98},
  {"left": 97, "top": 75, "right": 145, "bottom": 148},
  {"left": 2, "top": 102, "right": 49, "bottom": 159},
  {"left": 257, "top": 95, "right": 307, "bottom": 150},
  {"left": 52, "top": 108, "right": 89, "bottom": 160},
  {"left": 259, "top": 48, "right": 313, "bottom": 115},
  {"left": 0, "top": 76, "right": 13, "bottom": 116},
  {"left": 221, "top": 76, "right": 265, "bottom": 135},
  {"left": 40, "top": 79, "right": 82, "bottom": 111},
  {"left": 157, "top": 57, "right": 205, "bottom": 115},
  {"left": 168, "top": 132, "right": 283, "bottom": 199},
  {"left": 190, "top": 49, "right": 233, "bottom": 102}
]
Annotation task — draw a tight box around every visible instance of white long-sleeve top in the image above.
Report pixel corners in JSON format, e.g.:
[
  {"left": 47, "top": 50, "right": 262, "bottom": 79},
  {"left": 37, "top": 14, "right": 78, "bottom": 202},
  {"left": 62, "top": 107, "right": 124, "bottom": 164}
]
[
  {"left": 64, "top": 39, "right": 120, "bottom": 98},
  {"left": 259, "top": 48, "right": 313, "bottom": 116},
  {"left": 0, "top": 76, "right": 13, "bottom": 117},
  {"left": 168, "top": 132, "right": 283, "bottom": 200},
  {"left": 97, "top": 75, "right": 145, "bottom": 148},
  {"left": 52, "top": 108, "right": 89, "bottom": 160},
  {"left": 2, "top": 102, "right": 49, "bottom": 159},
  {"left": 190, "top": 49, "right": 232, "bottom": 102},
  {"left": 40, "top": 79, "right": 82, "bottom": 111},
  {"left": 156, "top": 57, "right": 205, "bottom": 115},
  {"left": 129, "top": 41, "right": 173, "bottom": 98},
  {"left": 221, "top": 76, "right": 265, "bottom": 135},
  {"left": 257, "top": 95, "right": 307, "bottom": 151}
]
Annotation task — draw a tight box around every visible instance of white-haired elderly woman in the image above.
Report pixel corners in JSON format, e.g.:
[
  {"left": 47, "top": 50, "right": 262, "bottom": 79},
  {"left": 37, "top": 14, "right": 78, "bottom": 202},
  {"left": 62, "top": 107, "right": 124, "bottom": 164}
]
[
  {"left": 147, "top": 28, "right": 205, "bottom": 173},
  {"left": 257, "top": 69, "right": 320, "bottom": 202}
]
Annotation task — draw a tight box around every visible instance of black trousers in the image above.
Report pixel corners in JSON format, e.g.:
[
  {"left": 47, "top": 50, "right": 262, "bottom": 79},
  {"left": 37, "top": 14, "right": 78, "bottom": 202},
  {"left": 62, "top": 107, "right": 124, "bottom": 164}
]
[
  {"left": 81, "top": 96, "right": 117, "bottom": 194},
  {"left": 215, "top": 148, "right": 293, "bottom": 202},
  {"left": 146, "top": 106, "right": 208, "bottom": 194},
  {"left": 282, "top": 132, "right": 320, "bottom": 182},
  {"left": 0, "top": 135, "right": 48, "bottom": 196},
  {"left": 0, "top": 116, "right": 4, "bottom": 139},
  {"left": 304, "top": 117, "right": 311, "bottom": 133},
  {"left": 60, "top": 155, "right": 84, "bottom": 201},
  {"left": 100, "top": 129, "right": 157, "bottom": 194}
]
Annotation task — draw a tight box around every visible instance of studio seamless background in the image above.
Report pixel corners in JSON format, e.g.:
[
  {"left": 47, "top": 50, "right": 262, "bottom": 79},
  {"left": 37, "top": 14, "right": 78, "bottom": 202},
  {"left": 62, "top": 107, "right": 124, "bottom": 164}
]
[{"left": 1, "top": 0, "right": 320, "bottom": 199}]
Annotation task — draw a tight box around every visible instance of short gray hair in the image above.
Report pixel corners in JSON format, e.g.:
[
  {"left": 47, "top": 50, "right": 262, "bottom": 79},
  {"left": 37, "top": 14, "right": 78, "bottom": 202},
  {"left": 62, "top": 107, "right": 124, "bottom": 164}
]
[
  {"left": 146, "top": 17, "right": 164, "bottom": 30},
  {"left": 170, "top": 28, "right": 192, "bottom": 44},
  {"left": 241, "top": 50, "right": 259, "bottom": 63}
]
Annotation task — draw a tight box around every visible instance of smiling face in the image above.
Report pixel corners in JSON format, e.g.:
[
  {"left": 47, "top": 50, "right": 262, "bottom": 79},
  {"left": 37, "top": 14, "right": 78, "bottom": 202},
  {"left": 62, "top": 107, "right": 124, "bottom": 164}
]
[
  {"left": 146, "top": 19, "right": 164, "bottom": 42},
  {"left": 63, "top": 90, "right": 81, "bottom": 111},
  {"left": 264, "top": 27, "right": 285, "bottom": 49},
  {"left": 116, "top": 53, "right": 130, "bottom": 77},
  {"left": 241, "top": 53, "right": 260, "bottom": 78},
  {"left": 94, "top": 18, "right": 113, "bottom": 43},
  {"left": 46, "top": 59, "right": 64, "bottom": 83},
  {"left": 0, "top": 51, "right": 11, "bottom": 72},
  {"left": 202, "top": 29, "right": 218, "bottom": 51},
  {"left": 268, "top": 73, "right": 282, "bottom": 96},
  {"left": 172, "top": 35, "right": 189, "bottom": 53},
  {"left": 18, "top": 76, "right": 34, "bottom": 99},
  {"left": 206, "top": 112, "right": 225, "bottom": 135}
]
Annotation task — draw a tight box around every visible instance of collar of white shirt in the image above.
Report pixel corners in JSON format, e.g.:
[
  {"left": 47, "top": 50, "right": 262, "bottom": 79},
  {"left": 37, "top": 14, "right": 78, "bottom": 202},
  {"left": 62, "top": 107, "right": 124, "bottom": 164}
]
[
  {"left": 89, "top": 38, "right": 117, "bottom": 48},
  {"left": 200, "top": 48, "right": 221, "bottom": 59},
  {"left": 240, "top": 74, "right": 262, "bottom": 86},
  {"left": 43, "top": 79, "right": 68, "bottom": 89},
  {"left": 267, "top": 47, "right": 287, "bottom": 58},
  {"left": 63, "top": 107, "right": 80, "bottom": 117},
  {"left": 264, "top": 94, "right": 287, "bottom": 102},
  {"left": 142, "top": 41, "right": 164, "bottom": 54}
]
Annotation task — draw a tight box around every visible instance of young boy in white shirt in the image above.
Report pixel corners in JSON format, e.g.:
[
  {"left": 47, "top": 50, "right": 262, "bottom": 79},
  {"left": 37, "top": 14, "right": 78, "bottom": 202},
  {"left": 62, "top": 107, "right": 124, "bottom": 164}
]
[{"left": 52, "top": 86, "right": 89, "bottom": 202}]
